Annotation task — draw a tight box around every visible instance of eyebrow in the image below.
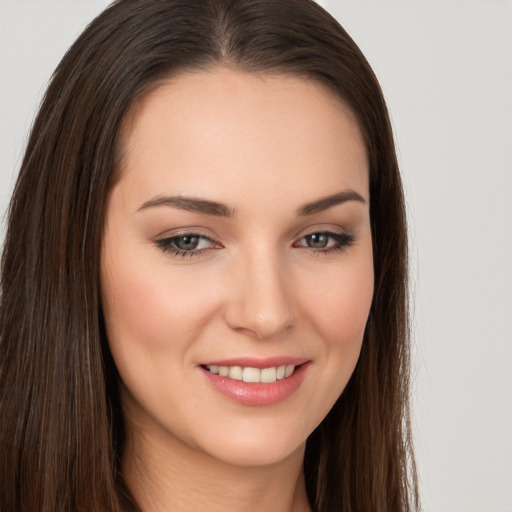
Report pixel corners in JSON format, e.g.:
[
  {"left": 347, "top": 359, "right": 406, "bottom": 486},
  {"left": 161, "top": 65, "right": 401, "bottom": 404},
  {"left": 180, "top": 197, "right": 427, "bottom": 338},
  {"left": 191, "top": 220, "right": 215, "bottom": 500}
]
[
  {"left": 137, "top": 196, "right": 235, "bottom": 217},
  {"left": 137, "top": 189, "right": 365, "bottom": 217},
  {"left": 296, "top": 190, "right": 366, "bottom": 216}
]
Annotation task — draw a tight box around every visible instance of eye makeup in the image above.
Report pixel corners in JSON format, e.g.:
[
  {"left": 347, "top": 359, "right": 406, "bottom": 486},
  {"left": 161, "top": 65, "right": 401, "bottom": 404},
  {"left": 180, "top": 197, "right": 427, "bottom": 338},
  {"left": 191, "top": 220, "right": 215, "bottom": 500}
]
[
  {"left": 154, "top": 230, "right": 356, "bottom": 259},
  {"left": 293, "top": 231, "right": 355, "bottom": 254},
  {"left": 155, "top": 233, "right": 219, "bottom": 258}
]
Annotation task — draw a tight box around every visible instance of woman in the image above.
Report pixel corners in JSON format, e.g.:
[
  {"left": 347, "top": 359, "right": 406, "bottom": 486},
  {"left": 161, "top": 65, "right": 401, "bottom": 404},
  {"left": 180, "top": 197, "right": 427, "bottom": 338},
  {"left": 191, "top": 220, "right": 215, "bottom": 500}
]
[{"left": 0, "top": 0, "right": 419, "bottom": 511}]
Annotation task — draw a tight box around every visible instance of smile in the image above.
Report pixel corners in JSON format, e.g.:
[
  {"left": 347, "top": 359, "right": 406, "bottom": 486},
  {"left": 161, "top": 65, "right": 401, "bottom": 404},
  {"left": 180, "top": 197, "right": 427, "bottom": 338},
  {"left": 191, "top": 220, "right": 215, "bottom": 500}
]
[
  {"left": 205, "top": 364, "right": 296, "bottom": 383},
  {"left": 200, "top": 358, "right": 310, "bottom": 406}
]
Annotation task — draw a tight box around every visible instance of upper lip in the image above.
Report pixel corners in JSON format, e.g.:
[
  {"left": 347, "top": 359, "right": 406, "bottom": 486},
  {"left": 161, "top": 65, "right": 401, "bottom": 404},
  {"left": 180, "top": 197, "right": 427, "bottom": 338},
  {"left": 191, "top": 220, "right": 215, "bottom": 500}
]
[{"left": 199, "top": 356, "right": 309, "bottom": 369}]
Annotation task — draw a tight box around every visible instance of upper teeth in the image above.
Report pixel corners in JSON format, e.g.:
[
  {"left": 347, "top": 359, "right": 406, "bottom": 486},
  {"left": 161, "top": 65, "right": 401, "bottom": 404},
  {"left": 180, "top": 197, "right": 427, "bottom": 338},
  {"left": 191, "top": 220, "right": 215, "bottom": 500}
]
[{"left": 206, "top": 365, "right": 296, "bottom": 383}]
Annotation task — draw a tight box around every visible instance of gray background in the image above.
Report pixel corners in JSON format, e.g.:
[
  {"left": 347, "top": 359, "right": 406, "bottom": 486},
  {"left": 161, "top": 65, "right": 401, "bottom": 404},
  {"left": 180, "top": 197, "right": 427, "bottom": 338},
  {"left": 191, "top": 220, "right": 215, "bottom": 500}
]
[{"left": 1, "top": 1, "right": 511, "bottom": 510}]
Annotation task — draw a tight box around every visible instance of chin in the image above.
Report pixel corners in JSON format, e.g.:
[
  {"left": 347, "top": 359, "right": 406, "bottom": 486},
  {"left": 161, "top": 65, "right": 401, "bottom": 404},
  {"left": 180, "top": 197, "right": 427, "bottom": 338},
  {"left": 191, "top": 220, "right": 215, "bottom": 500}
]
[
  {"left": 193, "top": 425, "right": 308, "bottom": 468},
  {"left": 210, "top": 441, "right": 305, "bottom": 468}
]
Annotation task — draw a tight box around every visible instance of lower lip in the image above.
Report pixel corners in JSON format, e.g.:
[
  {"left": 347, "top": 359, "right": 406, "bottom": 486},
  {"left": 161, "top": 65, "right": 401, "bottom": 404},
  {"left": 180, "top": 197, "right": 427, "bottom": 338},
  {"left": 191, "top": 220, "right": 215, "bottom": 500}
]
[{"left": 200, "top": 363, "right": 309, "bottom": 406}]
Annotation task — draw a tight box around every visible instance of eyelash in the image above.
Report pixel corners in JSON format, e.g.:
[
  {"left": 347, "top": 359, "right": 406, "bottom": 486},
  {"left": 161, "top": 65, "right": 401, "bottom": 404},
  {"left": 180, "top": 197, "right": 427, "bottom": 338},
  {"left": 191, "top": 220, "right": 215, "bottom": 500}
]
[
  {"left": 155, "top": 231, "right": 355, "bottom": 258},
  {"left": 293, "top": 232, "right": 356, "bottom": 254},
  {"left": 155, "top": 233, "right": 216, "bottom": 258}
]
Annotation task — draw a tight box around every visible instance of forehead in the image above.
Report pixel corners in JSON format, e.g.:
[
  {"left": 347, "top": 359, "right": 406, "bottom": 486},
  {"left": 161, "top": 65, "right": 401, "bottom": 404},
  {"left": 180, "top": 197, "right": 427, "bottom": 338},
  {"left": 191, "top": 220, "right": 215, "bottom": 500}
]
[{"left": 116, "top": 68, "right": 369, "bottom": 209}]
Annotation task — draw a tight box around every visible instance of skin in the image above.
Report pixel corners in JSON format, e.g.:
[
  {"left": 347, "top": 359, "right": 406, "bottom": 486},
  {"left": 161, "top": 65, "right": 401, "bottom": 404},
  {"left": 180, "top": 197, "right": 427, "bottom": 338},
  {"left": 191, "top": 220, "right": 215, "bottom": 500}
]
[{"left": 101, "top": 68, "right": 374, "bottom": 512}]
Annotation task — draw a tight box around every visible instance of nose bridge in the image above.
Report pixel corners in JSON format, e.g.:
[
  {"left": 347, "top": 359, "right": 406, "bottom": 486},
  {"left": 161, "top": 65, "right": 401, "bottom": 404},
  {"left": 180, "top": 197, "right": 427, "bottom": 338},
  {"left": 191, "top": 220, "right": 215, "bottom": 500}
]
[{"left": 224, "top": 244, "right": 295, "bottom": 339}]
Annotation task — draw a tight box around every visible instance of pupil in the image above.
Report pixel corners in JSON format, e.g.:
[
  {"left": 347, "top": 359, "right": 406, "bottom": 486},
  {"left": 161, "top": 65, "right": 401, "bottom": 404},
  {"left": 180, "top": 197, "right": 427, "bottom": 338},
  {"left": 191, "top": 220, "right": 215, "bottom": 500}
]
[
  {"left": 308, "top": 233, "right": 328, "bottom": 249},
  {"left": 176, "top": 236, "right": 199, "bottom": 250}
]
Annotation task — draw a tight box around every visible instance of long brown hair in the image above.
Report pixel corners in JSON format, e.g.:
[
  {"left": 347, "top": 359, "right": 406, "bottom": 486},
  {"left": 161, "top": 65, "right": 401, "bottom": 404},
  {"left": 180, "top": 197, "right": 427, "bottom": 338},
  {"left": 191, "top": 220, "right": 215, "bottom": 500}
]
[{"left": 0, "top": 1, "right": 419, "bottom": 510}]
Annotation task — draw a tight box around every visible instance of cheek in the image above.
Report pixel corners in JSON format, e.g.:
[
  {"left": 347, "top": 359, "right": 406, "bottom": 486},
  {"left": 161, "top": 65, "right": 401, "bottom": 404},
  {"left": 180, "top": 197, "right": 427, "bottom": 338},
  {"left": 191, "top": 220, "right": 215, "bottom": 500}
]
[
  {"left": 104, "top": 271, "right": 192, "bottom": 341},
  {"left": 100, "top": 249, "right": 225, "bottom": 427},
  {"left": 100, "top": 240, "right": 224, "bottom": 370},
  {"left": 302, "top": 255, "right": 373, "bottom": 418},
  {"left": 304, "top": 254, "right": 374, "bottom": 349}
]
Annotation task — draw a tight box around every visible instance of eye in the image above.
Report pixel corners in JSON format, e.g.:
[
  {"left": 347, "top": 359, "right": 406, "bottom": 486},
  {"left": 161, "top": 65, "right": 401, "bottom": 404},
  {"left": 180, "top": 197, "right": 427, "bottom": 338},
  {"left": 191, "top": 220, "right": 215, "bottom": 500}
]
[
  {"left": 155, "top": 233, "right": 218, "bottom": 257},
  {"left": 294, "top": 231, "right": 355, "bottom": 253}
]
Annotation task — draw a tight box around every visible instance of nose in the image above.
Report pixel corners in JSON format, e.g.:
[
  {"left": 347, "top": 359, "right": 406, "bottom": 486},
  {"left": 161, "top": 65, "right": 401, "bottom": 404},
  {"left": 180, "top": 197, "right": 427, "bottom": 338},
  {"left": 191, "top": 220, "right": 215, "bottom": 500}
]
[{"left": 223, "top": 249, "right": 296, "bottom": 340}]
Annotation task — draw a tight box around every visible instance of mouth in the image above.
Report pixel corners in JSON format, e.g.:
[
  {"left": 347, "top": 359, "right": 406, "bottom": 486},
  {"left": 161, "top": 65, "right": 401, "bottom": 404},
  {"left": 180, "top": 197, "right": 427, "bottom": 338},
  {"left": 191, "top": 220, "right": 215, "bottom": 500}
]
[
  {"left": 202, "top": 364, "right": 297, "bottom": 383},
  {"left": 199, "top": 358, "right": 310, "bottom": 406}
]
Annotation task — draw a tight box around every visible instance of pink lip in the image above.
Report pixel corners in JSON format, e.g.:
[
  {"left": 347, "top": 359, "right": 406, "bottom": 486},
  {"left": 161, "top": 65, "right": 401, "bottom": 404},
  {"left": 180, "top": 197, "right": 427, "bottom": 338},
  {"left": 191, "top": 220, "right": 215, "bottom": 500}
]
[{"left": 199, "top": 359, "right": 310, "bottom": 406}]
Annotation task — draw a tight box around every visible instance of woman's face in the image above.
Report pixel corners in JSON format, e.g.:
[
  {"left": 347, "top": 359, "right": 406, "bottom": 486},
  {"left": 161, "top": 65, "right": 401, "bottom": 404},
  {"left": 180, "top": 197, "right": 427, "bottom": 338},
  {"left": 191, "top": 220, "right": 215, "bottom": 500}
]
[{"left": 101, "top": 68, "right": 373, "bottom": 467}]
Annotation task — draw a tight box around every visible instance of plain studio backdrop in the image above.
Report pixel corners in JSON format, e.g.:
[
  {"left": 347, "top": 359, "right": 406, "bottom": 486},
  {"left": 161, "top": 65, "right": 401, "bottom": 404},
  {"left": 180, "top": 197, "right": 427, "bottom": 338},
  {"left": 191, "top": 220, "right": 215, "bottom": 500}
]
[{"left": 0, "top": 1, "right": 511, "bottom": 511}]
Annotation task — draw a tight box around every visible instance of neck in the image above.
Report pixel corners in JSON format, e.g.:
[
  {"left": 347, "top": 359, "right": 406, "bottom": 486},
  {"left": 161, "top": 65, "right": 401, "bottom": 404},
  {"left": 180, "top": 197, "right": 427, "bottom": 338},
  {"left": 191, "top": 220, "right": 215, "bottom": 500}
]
[{"left": 122, "top": 426, "right": 311, "bottom": 512}]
